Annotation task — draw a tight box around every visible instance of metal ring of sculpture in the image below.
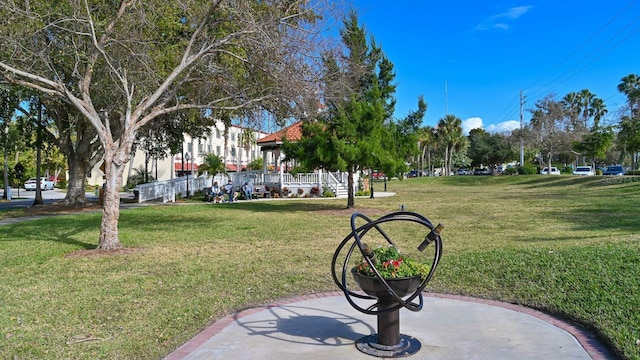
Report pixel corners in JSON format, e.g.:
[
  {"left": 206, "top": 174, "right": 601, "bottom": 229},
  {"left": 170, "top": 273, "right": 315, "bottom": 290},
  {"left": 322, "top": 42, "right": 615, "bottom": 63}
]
[
  {"left": 332, "top": 211, "right": 443, "bottom": 314},
  {"left": 331, "top": 211, "right": 443, "bottom": 358}
]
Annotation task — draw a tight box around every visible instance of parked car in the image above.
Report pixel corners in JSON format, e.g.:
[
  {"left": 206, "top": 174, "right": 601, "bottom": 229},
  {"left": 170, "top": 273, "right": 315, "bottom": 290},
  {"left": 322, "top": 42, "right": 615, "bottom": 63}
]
[
  {"left": 603, "top": 165, "right": 625, "bottom": 176},
  {"left": 24, "top": 177, "right": 55, "bottom": 191},
  {"left": 573, "top": 166, "right": 594, "bottom": 176},
  {"left": 473, "top": 168, "right": 491, "bottom": 175},
  {"left": 407, "top": 170, "right": 419, "bottom": 178},
  {"left": 541, "top": 167, "right": 560, "bottom": 175},
  {"left": 371, "top": 171, "right": 385, "bottom": 179},
  {"left": 456, "top": 169, "right": 472, "bottom": 175}
]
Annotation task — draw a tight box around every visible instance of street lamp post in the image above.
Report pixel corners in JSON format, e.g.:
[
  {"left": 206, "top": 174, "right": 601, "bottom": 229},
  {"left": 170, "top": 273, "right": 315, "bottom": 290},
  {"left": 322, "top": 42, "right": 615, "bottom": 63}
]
[
  {"left": 3, "top": 126, "right": 8, "bottom": 200},
  {"left": 369, "top": 168, "right": 374, "bottom": 199},
  {"left": 185, "top": 152, "right": 191, "bottom": 198}
]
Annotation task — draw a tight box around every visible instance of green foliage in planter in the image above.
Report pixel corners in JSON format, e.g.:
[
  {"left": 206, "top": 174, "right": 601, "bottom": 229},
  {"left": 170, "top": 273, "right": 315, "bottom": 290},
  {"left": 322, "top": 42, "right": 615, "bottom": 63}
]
[{"left": 353, "top": 245, "right": 430, "bottom": 279}]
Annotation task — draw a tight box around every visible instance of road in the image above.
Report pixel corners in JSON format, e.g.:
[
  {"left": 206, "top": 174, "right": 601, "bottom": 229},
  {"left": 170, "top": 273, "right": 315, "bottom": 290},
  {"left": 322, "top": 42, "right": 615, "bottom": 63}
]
[{"left": 0, "top": 188, "right": 97, "bottom": 211}]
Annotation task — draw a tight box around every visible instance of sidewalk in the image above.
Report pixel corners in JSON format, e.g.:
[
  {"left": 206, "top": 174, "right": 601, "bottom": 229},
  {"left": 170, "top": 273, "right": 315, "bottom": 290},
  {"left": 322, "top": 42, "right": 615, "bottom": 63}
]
[{"left": 165, "top": 292, "right": 614, "bottom": 360}]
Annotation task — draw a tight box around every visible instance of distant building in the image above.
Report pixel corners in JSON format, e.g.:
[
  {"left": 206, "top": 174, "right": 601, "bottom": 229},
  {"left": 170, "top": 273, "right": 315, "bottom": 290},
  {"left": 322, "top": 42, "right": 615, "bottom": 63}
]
[{"left": 86, "top": 120, "right": 270, "bottom": 187}]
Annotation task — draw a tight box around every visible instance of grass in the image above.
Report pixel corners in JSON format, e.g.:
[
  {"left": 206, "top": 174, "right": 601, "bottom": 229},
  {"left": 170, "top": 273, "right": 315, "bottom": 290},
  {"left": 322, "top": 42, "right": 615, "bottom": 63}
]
[{"left": 1, "top": 175, "right": 639, "bottom": 359}]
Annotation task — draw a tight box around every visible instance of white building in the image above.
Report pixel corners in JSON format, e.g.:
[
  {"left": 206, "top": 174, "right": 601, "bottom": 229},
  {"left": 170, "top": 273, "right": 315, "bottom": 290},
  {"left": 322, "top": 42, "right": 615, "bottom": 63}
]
[{"left": 87, "top": 120, "right": 270, "bottom": 187}]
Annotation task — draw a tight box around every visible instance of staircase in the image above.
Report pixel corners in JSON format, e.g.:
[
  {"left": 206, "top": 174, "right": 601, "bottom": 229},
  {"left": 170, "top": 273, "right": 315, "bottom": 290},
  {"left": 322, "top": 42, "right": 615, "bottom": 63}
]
[{"left": 334, "top": 182, "right": 349, "bottom": 198}]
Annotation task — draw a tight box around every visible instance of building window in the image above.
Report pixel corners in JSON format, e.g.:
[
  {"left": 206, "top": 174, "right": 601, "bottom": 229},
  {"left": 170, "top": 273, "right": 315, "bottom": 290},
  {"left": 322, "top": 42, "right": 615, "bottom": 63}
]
[
  {"left": 216, "top": 130, "right": 221, "bottom": 139},
  {"left": 198, "top": 143, "right": 204, "bottom": 155},
  {"left": 216, "top": 146, "right": 221, "bottom": 156}
]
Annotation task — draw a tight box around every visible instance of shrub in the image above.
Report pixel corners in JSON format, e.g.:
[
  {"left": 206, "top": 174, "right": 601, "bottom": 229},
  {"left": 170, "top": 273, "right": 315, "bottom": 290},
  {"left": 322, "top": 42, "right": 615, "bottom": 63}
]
[
  {"left": 518, "top": 165, "right": 537, "bottom": 175},
  {"left": 322, "top": 189, "right": 335, "bottom": 197},
  {"left": 504, "top": 167, "right": 518, "bottom": 175}
]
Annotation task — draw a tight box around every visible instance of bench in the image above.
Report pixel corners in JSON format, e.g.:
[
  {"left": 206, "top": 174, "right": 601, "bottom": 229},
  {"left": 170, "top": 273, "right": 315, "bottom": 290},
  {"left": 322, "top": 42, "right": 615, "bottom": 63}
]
[
  {"left": 253, "top": 185, "right": 271, "bottom": 198},
  {"left": 203, "top": 187, "right": 213, "bottom": 202}
]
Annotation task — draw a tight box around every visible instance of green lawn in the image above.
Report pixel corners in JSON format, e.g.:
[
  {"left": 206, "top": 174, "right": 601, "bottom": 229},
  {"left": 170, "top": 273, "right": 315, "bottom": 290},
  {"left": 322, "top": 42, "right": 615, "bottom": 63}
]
[{"left": 1, "top": 175, "right": 639, "bottom": 359}]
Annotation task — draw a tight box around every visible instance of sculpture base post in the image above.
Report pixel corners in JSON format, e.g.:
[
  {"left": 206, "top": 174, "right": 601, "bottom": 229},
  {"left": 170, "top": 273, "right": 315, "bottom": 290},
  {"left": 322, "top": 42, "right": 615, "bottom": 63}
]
[{"left": 355, "top": 298, "right": 422, "bottom": 358}]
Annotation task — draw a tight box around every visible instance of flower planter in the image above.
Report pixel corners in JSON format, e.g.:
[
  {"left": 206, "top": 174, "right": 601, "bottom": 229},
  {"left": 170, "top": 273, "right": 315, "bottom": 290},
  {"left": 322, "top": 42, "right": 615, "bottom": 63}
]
[
  {"left": 351, "top": 270, "right": 423, "bottom": 357},
  {"left": 351, "top": 270, "right": 422, "bottom": 299},
  {"left": 331, "top": 212, "right": 444, "bottom": 358}
]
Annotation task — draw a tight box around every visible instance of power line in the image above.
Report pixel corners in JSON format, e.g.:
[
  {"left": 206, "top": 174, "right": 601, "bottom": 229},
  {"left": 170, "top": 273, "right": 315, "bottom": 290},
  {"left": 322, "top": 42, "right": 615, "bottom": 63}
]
[
  {"left": 524, "top": 0, "right": 638, "bottom": 94},
  {"left": 536, "top": 15, "right": 640, "bottom": 96},
  {"left": 493, "top": 93, "right": 520, "bottom": 123}
]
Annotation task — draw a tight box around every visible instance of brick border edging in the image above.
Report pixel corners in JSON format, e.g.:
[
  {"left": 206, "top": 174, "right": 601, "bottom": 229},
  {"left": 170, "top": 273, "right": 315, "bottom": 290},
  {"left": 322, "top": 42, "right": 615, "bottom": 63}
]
[{"left": 164, "top": 291, "right": 614, "bottom": 360}]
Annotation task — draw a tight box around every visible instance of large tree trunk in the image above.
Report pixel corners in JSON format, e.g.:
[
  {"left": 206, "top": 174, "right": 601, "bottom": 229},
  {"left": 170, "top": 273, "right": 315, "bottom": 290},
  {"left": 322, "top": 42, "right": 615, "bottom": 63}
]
[
  {"left": 62, "top": 153, "right": 93, "bottom": 206},
  {"left": 44, "top": 100, "right": 102, "bottom": 207},
  {"left": 97, "top": 156, "right": 125, "bottom": 250}
]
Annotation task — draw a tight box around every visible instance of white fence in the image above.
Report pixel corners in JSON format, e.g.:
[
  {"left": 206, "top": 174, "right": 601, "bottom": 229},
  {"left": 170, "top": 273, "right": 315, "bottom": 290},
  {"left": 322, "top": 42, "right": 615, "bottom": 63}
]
[
  {"left": 137, "top": 175, "right": 208, "bottom": 203},
  {"left": 135, "top": 171, "right": 357, "bottom": 203}
]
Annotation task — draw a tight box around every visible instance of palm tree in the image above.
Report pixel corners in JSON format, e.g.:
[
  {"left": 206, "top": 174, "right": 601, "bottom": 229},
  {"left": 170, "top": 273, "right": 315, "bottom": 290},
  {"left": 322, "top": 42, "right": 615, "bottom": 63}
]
[
  {"left": 240, "top": 128, "right": 256, "bottom": 166},
  {"left": 617, "top": 74, "right": 640, "bottom": 169},
  {"left": 436, "top": 114, "right": 463, "bottom": 176},
  {"left": 589, "top": 98, "right": 607, "bottom": 129},
  {"left": 617, "top": 74, "right": 640, "bottom": 116},
  {"left": 419, "top": 125, "right": 437, "bottom": 176},
  {"left": 578, "top": 89, "right": 595, "bottom": 130},
  {"left": 199, "top": 153, "right": 226, "bottom": 176},
  {"left": 561, "top": 92, "right": 581, "bottom": 130}
]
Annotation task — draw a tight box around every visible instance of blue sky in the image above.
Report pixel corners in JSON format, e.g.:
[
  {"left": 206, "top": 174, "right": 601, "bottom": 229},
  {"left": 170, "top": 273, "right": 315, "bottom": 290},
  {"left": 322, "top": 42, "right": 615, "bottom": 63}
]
[{"left": 352, "top": 1, "right": 640, "bottom": 134}]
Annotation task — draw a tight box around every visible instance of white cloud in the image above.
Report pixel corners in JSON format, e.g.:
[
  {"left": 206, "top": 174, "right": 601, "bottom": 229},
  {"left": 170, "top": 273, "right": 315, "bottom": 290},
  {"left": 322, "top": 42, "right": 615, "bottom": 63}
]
[
  {"left": 486, "top": 120, "right": 520, "bottom": 133},
  {"left": 462, "top": 117, "right": 483, "bottom": 135},
  {"left": 476, "top": 5, "right": 533, "bottom": 31},
  {"left": 461, "top": 118, "right": 520, "bottom": 135},
  {"left": 493, "top": 6, "right": 533, "bottom": 20}
]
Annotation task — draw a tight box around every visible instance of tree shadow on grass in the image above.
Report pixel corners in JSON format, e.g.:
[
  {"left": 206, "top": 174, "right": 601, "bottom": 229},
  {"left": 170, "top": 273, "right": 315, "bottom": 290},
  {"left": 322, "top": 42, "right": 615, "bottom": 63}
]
[{"left": 0, "top": 214, "right": 100, "bottom": 250}]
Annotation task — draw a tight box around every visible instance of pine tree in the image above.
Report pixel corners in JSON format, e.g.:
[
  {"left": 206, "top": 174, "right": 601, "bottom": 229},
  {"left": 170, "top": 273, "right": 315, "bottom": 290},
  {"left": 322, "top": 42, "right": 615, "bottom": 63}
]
[{"left": 283, "top": 12, "right": 395, "bottom": 207}]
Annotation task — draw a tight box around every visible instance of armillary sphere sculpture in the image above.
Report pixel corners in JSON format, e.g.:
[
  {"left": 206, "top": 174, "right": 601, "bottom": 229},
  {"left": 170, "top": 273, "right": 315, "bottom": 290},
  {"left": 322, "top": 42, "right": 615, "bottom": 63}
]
[{"left": 331, "top": 211, "right": 443, "bottom": 358}]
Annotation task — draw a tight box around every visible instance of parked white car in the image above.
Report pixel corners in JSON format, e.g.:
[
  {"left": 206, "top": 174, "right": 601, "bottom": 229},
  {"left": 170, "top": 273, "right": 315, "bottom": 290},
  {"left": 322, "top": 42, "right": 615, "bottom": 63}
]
[
  {"left": 24, "top": 177, "right": 55, "bottom": 191},
  {"left": 541, "top": 167, "right": 561, "bottom": 175},
  {"left": 573, "top": 166, "right": 594, "bottom": 176}
]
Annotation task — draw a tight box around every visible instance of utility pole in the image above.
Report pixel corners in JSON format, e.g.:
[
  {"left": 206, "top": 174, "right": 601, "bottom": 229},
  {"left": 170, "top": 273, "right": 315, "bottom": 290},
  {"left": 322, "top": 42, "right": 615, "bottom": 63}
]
[{"left": 520, "top": 90, "right": 525, "bottom": 166}]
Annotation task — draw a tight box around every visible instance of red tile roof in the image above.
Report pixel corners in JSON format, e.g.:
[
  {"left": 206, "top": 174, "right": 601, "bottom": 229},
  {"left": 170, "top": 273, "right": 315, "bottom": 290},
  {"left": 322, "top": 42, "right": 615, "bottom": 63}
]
[
  {"left": 226, "top": 164, "right": 247, "bottom": 172},
  {"left": 174, "top": 163, "right": 199, "bottom": 171},
  {"left": 257, "top": 121, "right": 304, "bottom": 144}
]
